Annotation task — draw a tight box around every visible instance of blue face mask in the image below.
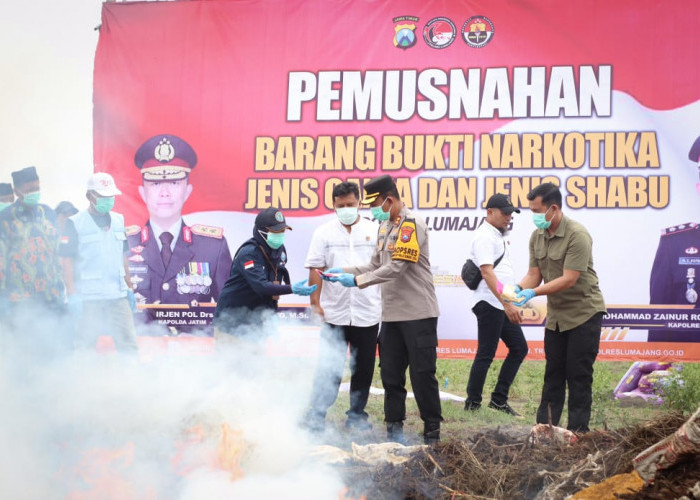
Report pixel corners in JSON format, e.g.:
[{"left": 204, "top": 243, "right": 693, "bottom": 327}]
[
  {"left": 370, "top": 198, "right": 390, "bottom": 222},
  {"left": 22, "top": 191, "right": 41, "bottom": 206},
  {"left": 259, "top": 230, "right": 285, "bottom": 249},
  {"left": 532, "top": 206, "right": 552, "bottom": 229}
]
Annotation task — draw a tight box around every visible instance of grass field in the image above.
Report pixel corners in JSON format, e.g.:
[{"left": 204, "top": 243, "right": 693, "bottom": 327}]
[{"left": 324, "top": 359, "right": 700, "bottom": 439}]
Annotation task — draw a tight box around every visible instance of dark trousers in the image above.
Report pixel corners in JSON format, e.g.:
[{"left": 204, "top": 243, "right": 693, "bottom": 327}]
[
  {"left": 536, "top": 312, "right": 603, "bottom": 433},
  {"left": 307, "top": 323, "right": 379, "bottom": 421},
  {"left": 466, "top": 301, "right": 528, "bottom": 405},
  {"left": 379, "top": 317, "right": 442, "bottom": 425}
]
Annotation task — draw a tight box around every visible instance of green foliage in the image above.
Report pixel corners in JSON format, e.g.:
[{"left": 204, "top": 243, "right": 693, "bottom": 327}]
[
  {"left": 326, "top": 359, "right": 693, "bottom": 433},
  {"left": 662, "top": 363, "right": 700, "bottom": 415}
]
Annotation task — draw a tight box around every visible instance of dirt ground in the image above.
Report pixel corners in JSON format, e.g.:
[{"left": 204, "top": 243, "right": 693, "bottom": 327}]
[{"left": 317, "top": 413, "right": 700, "bottom": 499}]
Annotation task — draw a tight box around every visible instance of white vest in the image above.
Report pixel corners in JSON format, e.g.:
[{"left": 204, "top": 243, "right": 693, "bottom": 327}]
[{"left": 71, "top": 210, "right": 128, "bottom": 300}]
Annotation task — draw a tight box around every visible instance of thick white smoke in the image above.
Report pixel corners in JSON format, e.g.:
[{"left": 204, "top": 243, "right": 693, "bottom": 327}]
[{"left": 0, "top": 307, "right": 348, "bottom": 499}]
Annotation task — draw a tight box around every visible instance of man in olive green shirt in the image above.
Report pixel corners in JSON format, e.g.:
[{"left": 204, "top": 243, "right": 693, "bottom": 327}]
[{"left": 514, "top": 182, "right": 606, "bottom": 433}]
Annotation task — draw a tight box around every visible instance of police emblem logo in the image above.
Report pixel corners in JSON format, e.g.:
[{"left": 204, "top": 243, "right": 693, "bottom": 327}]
[
  {"left": 274, "top": 211, "right": 284, "bottom": 222},
  {"left": 423, "top": 17, "right": 456, "bottom": 49},
  {"left": 128, "top": 254, "right": 145, "bottom": 262},
  {"left": 686, "top": 247, "right": 699, "bottom": 255},
  {"left": 130, "top": 245, "right": 144, "bottom": 254},
  {"left": 399, "top": 225, "right": 415, "bottom": 243},
  {"left": 154, "top": 137, "right": 175, "bottom": 163},
  {"left": 461, "top": 16, "right": 495, "bottom": 48},
  {"left": 393, "top": 16, "right": 419, "bottom": 49}
]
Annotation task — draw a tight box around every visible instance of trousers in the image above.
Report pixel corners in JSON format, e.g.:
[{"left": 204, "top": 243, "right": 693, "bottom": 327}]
[
  {"left": 75, "top": 298, "right": 138, "bottom": 354},
  {"left": 307, "top": 323, "right": 379, "bottom": 421},
  {"left": 536, "top": 312, "right": 603, "bottom": 433},
  {"left": 466, "top": 301, "right": 528, "bottom": 404},
  {"left": 379, "top": 317, "right": 442, "bottom": 425}
]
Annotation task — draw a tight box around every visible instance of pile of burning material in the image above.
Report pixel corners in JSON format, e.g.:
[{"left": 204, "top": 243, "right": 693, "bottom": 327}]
[
  {"left": 309, "top": 442, "right": 428, "bottom": 466},
  {"left": 337, "top": 412, "right": 699, "bottom": 499}
]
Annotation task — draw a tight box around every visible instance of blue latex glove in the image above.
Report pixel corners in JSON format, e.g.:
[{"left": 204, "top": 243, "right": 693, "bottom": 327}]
[
  {"left": 328, "top": 273, "right": 357, "bottom": 287},
  {"left": 513, "top": 285, "right": 522, "bottom": 294},
  {"left": 513, "top": 288, "right": 536, "bottom": 306},
  {"left": 67, "top": 294, "right": 83, "bottom": 318},
  {"left": 127, "top": 289, "right": 137, "bottom": 312},
  {"left": 292, "top": 279, "right": 318, "bottom": 296}
]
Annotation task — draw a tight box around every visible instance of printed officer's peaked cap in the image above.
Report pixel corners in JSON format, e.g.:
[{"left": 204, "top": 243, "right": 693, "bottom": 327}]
[{"left": 134, "top": 134, "right": 197, "bottom": 181}]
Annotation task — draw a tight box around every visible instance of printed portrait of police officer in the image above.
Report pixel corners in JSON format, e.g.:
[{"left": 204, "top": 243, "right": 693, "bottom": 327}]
[
  {"left": 126, "top": 134, "right": 233, "bottom": 308},
  {"left": 648, "top": 134, "right": 700, "bottom": 342}
]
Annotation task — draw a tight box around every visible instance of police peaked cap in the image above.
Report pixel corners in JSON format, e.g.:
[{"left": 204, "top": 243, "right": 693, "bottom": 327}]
[
  {"left": 134, "top": 134, "right": 197, "bottom": 181},
  {"left": 11, "top": 166, "right": 39, "bottom": 187},
  {"left": 689, "top": 135, "right": 700, "bottom": 162},
  {"left": 360, "top": 174, "right": 396, "bottom": 205},
  {"left": 0, "top": 183, "right": 12, "bottom": 196}
]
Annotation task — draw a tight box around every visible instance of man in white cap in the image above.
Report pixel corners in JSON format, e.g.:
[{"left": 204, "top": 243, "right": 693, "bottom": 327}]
[{"left": 59, "top": 172, "right": 138, "bottom": 354}]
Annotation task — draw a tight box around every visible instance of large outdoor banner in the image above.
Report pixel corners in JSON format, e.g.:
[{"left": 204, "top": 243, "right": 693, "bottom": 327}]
[{"left": 93, "top": 0, "right": 700, "bottom": 361}]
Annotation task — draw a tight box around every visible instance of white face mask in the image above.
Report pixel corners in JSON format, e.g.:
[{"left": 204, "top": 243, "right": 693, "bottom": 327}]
[{"left": 335, "top": 206, "right": 358, "bottom": 225}]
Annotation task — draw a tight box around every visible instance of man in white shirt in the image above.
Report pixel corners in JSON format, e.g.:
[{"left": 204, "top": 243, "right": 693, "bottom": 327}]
[
  {"left": 464, "top": 194, "right": 528, "bottom": 416},
  {"left": 303, "top": 181, "right": 381, "bottom": 432}
]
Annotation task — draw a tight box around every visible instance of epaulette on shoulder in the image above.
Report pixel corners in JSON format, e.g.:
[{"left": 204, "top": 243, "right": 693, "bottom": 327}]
[
  {"left": 190, "top": 223, "right": 223, "bottom": 239},
  {"left": 125, "top": 225, "right": 141, "bottom": 236},
  {"left": 661, "top": 222, "right": 698, "bottom": 236}
]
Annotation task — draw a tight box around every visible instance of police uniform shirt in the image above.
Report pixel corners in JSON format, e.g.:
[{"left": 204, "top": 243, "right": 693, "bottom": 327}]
[
  {"left": 467, "top": 221, "right": 514, "bottom": 311},
  {"left": 126, "top": 219, "right": 232, "bottom": 305},
  {"left": 305, "top": 216, "right": 381, "bottom": 327},
  {"left": 650, "top": 222, "right": 699, "bottom": 308},
  {"left": 348, "top": 206, "right": 439, "bottom": 322}
]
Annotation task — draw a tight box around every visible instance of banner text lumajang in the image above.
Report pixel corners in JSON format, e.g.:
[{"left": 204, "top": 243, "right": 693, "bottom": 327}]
[
  {"left": 243, "top": 175, "right": 670, "bottom": 211},
  {"left": 286, "top": 65, "right": 612, "bottom": 122}
]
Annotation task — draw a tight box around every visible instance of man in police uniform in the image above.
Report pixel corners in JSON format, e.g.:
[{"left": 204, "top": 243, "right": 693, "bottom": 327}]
[
  {"left": 126, "top": 134, "right": 233, "bottom": 307},
  {"left": 0, "top": 182, "right": 14, "bottom": 211},
  {"left": 326, "top": 175, "right": 442, "bottom": 445},
  {"left": 648, "top": 135, "right": 700, "bottom": 342}
]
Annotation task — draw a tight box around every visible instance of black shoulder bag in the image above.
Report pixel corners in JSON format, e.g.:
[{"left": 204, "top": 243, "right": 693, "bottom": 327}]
[{"left": 461, "top": 242, "right": 506, "bottom": 290}]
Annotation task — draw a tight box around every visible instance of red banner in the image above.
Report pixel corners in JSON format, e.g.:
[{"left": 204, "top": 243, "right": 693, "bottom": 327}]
[{"left": 94, "top": 0, "right": 700, "bottom": 358}]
